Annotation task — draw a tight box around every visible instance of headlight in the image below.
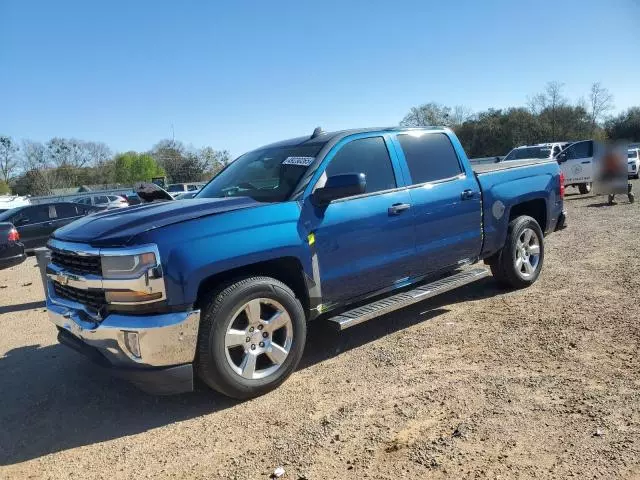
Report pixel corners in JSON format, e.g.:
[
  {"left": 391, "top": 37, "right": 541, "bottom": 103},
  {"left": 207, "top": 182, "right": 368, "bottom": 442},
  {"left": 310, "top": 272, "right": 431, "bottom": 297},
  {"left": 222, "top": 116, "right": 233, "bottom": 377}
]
[
  {"left": 99, "top": 246, "right": 166, "bottom": 306},
  {"left": 101, "top": 252, "right": 157, "bottom": 279}
]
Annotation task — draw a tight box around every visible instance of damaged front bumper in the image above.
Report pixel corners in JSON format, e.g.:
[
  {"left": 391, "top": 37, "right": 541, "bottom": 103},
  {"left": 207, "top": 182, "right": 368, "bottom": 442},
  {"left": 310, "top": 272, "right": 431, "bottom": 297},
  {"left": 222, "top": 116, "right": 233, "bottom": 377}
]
[{"left": 47, "top": 293, "right": 200, "bottom": 395}]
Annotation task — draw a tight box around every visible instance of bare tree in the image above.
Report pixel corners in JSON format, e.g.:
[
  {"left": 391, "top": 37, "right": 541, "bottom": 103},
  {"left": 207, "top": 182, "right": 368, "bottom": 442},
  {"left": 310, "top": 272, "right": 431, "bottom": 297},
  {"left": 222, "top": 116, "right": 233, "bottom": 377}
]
[
  {"left": 21, "top": 140, "right": 48, "bottom": 170},
  {"left": 84, "top": 141, "right": 112, "bottom": 164},
  {"left": 46, "top": 137, "right": 95, "bottom": 169},
  {"left": 588, "top": 82, "right": 614, "bottom": 130},
  {"left": 528, "top": 81, "right": 568, "bottom": 140},
  {"left": 450, "top": 105, "right": 474, "bottom": 126},
  {"left": 0, "top": 135, "right": 19, "bottom": 183}
]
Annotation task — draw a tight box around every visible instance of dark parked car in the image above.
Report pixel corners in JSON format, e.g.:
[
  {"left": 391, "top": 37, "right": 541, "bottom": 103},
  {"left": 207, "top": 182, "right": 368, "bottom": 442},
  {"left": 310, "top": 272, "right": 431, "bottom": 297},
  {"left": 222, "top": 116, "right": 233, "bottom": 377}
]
[
  {"left": 123, "top": 193, "right": 142, "bottom": 205},
  {"left": 0, "top": 202, "right": 98, "bottom": 250},
  {"left": 0, "top": 222, "right": 26, "bottom": 270}
]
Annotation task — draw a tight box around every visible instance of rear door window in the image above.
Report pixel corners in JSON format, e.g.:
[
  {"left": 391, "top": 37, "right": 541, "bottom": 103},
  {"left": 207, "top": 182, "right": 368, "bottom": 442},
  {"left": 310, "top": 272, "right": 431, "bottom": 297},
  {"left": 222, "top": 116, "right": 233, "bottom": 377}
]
[
  {"left": 94, "top": 195, "right": 109, "bottom": 205},
  {"left": 55, "top": 203, "right": 79, "bottom": 218},
  {"left": 397, "top": 132, "right": 462, "bottom": 184},
  {"left": 325, "top": 136, "right": 396, "bottom": 194}
]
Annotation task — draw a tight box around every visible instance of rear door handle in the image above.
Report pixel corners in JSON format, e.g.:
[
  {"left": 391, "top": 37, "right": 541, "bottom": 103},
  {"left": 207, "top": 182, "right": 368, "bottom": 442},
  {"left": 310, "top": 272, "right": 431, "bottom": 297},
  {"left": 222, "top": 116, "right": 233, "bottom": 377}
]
[
  {"left": 388, "top": 203, "right": 411, "bottom": 215},
  {"left": 460, "top": 189, "right": 477, "bottom": 200}
]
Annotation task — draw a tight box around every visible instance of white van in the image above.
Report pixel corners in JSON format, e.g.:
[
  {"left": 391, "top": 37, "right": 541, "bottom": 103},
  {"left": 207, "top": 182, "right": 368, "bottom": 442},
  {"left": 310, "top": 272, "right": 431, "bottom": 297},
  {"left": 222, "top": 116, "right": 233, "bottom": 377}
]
[{"left": 504, "top": 141, "right": 595, "bottom": 194}]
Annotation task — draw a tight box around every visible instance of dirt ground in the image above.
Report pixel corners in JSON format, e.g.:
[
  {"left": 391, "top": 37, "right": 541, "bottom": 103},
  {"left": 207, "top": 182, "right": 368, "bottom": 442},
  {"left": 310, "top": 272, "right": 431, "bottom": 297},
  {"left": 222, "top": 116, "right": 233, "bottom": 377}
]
[{"left": 1, "top": 183, "right": 639, "bottom": 479}]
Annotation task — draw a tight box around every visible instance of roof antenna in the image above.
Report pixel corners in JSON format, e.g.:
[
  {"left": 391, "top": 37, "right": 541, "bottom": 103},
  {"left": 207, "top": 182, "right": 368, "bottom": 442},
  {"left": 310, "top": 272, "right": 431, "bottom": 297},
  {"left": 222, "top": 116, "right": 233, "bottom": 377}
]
[{"left": 311, "top": 126, "right": 324, "bottom": 138}]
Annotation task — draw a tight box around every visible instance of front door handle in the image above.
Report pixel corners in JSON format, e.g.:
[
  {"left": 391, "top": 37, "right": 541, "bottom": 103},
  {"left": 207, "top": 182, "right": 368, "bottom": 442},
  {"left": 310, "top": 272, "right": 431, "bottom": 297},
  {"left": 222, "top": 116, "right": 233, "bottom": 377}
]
[
  {"left": 460, "top": 189, "right": 476, "bottom": 200},
  {"left": 388, "top": 203, "right": 411, "bottom": 215}
]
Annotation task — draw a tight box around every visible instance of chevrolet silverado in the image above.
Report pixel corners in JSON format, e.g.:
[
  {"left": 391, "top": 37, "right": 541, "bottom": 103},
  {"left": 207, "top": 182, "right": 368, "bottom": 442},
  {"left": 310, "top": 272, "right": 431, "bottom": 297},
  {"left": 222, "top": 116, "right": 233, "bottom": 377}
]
[{"left": 45, "top": 127, "right": 567, "bottom": 398}]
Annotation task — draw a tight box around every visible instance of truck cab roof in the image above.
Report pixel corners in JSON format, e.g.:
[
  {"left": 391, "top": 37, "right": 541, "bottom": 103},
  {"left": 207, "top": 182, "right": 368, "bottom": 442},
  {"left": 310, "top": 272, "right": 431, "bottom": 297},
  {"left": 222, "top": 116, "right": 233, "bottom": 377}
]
[{"left": 259, "top": 126, "right": 450, "bottom": 151}]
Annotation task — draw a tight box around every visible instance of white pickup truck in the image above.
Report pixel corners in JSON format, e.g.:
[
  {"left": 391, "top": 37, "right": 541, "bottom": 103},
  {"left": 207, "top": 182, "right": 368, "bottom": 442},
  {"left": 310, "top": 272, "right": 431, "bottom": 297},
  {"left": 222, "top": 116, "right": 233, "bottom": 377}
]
[{"left": 503, "top": 141, "right": 595, "bottom": 194}]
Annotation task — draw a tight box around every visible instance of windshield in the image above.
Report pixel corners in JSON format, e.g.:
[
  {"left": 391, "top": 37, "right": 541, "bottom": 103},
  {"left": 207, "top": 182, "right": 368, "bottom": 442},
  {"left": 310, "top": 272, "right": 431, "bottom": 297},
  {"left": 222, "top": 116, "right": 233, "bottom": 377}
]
[
  {"left": 504, "top": 146, "right": 553, "bottom": 161},
  {"left": 167, "top": 184, "right": 185, "bottom": 192},
  {"left": 629, "top": 151, "right": 638, "bottom": 159},
  {"left": 197, "top": 144, "right": 325, "bottom": 202}
]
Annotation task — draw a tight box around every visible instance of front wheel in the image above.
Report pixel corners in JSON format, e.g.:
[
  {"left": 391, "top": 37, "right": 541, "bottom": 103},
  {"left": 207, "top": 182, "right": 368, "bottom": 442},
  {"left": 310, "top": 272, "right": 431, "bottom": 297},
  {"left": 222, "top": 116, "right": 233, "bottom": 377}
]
[
  {"left": 196, "top": 276, "right": 307, "bottom": 399},
  {"left": 490, "top": 215, "right": 544, "bottom": 289},
  {"left": 578, "top": 182, "right": 592, "bottom": 195}
]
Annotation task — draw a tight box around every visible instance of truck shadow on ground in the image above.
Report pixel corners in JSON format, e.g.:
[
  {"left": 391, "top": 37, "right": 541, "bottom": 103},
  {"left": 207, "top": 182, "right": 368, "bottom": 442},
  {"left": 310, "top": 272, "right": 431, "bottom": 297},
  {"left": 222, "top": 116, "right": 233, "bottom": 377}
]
[
  {"left": 0, "top": 277, "right": 503, "bottom": 465},
  {"left": 0, "top": 300, "right": 46, "bottom": 315}
]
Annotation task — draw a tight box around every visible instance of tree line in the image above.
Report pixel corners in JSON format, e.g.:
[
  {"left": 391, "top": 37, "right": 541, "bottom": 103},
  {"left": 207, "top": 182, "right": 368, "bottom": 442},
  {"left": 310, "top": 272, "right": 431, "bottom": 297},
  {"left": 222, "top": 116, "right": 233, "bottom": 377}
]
[
  {"left": 0, "top": 136, "right": 231, "bottom": 196},
  {"left": 400, "top": 82, "right": 640, "bottom": 158},
  {"left": 2, "top": 81, "right": 639, "bottom": 196}
]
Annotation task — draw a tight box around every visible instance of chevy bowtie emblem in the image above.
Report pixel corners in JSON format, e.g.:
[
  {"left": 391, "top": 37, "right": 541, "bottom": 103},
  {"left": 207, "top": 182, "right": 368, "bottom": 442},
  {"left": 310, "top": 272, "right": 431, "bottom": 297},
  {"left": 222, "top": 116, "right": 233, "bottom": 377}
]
[{"left": 56, "top": 274, "right": 70, "bottom": 286}]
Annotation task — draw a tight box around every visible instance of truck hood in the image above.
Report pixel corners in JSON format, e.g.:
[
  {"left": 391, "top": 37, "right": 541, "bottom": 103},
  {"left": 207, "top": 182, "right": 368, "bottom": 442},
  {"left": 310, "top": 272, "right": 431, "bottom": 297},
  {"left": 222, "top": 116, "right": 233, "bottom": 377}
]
[{"left": 52, "top": 197, "right": 261, "bottom": 246}]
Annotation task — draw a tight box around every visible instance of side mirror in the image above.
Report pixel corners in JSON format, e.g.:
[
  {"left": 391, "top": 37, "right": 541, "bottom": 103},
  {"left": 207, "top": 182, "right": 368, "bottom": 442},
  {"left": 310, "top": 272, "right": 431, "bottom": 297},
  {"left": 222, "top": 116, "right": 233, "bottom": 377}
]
[
  {"left": 313, "top": 173, "right": 366, "bottom": 206},
  {"left": 557, "top": 152, "right": 567, "bottom": 163}
]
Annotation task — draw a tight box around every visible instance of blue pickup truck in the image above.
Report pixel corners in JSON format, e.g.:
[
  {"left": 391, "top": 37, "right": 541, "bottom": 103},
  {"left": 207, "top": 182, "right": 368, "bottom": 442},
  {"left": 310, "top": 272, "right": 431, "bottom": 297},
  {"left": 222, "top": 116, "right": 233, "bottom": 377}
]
[{"left": 45, "top": 127, "right": 566, "bottom": 398}]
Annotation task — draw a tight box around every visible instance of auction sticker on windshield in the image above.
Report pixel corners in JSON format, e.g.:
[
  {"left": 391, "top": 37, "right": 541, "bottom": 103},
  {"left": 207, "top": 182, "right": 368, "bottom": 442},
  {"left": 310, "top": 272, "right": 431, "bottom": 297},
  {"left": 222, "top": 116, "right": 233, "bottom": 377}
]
[{"left": 282, "top": 156, "right": 315, "bottom": 166}]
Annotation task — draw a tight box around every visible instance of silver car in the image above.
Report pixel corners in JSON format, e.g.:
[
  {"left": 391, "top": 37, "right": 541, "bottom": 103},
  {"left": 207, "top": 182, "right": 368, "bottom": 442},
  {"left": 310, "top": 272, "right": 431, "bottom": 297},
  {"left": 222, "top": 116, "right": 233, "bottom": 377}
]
[{"left": 73, "top": 194, "right": 129, "bottom": 209}]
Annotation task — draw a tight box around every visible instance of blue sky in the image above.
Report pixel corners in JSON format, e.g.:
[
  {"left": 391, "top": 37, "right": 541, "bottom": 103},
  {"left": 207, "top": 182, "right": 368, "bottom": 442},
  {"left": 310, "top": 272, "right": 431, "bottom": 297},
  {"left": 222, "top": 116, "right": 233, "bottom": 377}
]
[{"left": 1, "top": 0, "right": 639, "bottom": 157}]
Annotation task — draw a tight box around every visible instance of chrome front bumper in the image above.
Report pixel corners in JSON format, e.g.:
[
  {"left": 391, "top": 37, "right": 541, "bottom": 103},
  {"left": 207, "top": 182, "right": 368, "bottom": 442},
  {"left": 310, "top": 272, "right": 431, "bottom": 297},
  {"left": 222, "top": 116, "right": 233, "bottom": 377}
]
[{"left": 47, "top": 294, "right": 200, "bottom": 368}]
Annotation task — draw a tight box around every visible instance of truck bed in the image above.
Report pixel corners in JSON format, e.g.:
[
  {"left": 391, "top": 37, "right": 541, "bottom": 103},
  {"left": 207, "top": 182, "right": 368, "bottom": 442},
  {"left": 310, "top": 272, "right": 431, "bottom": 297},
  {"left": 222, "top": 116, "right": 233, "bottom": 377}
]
[{"left": 473, "top": 158, "right": 556, "bottom": 175}]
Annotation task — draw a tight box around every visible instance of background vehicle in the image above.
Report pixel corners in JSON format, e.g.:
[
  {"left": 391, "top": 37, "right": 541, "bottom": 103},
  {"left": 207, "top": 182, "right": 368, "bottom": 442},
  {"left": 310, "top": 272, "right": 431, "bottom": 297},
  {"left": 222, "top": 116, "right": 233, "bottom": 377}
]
[
  {"left": 628, "top": 148, "right": 640, "bottom": 179},
  {"left": 0, "top": 195, "right": 31, "bottom": 214},
  {"left": 0, "top": 223, "right": 25, "bottom": 270},
  {"left": 166, "top": 183, "right": 203, "bottom": 197},
  {"left": 73, "top": 194, "right": 129, "bottom": 209},
  {"left": 0, "top": 202, "right": 98, "bottom": 250},
  {"left": 45, "top": 127, "right": 566, "bottom": 399},
  {"left": 123, "top": 193, "right": 142, "bottom": 205},
  {"left": 503, "top": 141, "right": 594, "bottom": 194},
  {"left": 555, "top": 140, "right": 596, "bottom": 194},
  {"left": 503, "top": 142, "right": 570, "bottom": 162},
  {"left": 174, "top": 191, "right": 199, "bottom": 200}
]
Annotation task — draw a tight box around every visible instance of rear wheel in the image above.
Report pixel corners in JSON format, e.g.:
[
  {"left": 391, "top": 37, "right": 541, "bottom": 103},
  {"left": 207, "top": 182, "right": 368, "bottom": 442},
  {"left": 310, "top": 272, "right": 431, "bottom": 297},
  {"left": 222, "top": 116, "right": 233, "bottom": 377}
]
[
  {"left": 490, "top": 215, "right": 544, "bottom": 289},
  {"left": 196, "top": 276, "right": 307, "bottom": 399},
  {"left": 578, "top": 182, "right": 592, "bottom": 195}
]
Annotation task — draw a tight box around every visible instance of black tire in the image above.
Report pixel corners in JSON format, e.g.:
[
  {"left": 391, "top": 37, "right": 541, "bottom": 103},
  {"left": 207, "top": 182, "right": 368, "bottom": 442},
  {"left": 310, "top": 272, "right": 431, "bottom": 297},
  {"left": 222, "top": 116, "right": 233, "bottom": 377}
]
[
  {"left": 490, "top": 215, "right": 545, "bottom": 289},
  {"left": 578, "top": 182, "right": 592, "bottom": 195},
  {"left": 196, "top": 276, "right": 307, "bottom": 399}
]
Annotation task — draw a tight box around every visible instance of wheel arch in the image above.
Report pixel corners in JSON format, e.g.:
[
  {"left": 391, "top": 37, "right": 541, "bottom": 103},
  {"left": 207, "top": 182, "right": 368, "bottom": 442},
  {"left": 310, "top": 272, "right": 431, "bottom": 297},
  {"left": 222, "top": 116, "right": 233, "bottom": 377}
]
[
  {"left": 507, "top": 198, "right": 548, "bottom": 234},
  {"left": 195, "top": 257, "right": 312, "bottom": 318}
]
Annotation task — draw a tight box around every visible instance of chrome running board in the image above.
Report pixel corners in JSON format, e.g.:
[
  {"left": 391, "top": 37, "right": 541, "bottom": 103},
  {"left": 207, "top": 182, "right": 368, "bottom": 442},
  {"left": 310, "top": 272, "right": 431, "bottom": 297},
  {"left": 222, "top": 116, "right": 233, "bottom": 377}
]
[{"left": 327, "top": 267, "right": 490, "bottom": 330}]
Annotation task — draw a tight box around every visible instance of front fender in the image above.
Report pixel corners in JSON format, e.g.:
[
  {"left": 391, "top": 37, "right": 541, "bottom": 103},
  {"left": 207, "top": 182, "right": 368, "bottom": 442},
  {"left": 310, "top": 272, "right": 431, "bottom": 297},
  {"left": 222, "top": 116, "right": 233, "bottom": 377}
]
[{"left": 135, "top": 202, "right": 313, "bottom": 307}]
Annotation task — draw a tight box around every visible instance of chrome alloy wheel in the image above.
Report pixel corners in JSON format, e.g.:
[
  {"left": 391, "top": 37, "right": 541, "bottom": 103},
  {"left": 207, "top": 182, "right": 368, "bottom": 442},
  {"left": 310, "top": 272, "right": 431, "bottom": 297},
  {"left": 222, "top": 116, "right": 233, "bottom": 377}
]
[
  {"left": 224, "top": 298, "right": 293, "bottom": 380},
  {"left": 514, "top": 227, "right": 541, "bottom": 279}
]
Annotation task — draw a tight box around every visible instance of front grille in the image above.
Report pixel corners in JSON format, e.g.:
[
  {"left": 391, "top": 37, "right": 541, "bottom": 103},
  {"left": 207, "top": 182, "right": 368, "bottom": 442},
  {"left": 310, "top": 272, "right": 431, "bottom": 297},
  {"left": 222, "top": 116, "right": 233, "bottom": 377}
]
[
  {"left": 53, "top": 281, "right": 106, "bottom": 312},
  {"left": 50, "top": 248, "right": 101, "bottom": 276}
]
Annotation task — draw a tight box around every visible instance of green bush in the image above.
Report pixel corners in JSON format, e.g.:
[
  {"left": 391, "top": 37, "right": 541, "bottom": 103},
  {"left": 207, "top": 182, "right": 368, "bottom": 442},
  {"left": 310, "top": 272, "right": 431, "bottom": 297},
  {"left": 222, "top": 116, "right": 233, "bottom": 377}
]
[{"left": 0, "top": 180, "right": 11, "bottom": 195}]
